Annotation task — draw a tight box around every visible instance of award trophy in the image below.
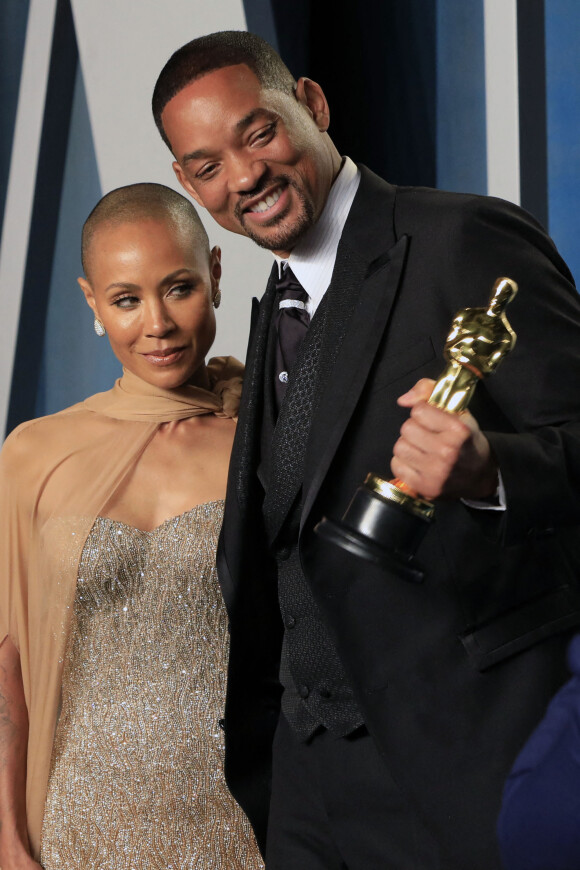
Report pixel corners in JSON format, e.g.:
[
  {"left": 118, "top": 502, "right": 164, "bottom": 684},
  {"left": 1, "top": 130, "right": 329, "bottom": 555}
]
[{"left": 315, "top": 277, "right": 519, "bottom": 582}]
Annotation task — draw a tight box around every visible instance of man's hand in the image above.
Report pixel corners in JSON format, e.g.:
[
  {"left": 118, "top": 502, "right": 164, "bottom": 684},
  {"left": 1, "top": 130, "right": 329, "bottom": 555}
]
[{"left": 391, "top": 378, "right": 498, "bottom": 501}]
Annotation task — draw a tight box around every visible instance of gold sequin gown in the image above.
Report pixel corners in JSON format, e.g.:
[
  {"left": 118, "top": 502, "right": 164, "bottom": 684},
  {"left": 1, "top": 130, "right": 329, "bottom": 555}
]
[{"left": 40, "top": 501, "right": 263, "bottom": 869}]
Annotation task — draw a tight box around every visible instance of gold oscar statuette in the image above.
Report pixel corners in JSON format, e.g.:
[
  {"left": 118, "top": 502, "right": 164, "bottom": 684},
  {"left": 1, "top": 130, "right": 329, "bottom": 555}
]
[{"left": 315, "top": 277, "right": 518, "bottom": 582}]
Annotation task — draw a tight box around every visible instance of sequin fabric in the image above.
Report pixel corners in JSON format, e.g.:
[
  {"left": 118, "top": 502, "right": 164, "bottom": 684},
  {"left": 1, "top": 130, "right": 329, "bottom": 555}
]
[{"left": 40, "top": 501, "right": 263, "bottom": 870}]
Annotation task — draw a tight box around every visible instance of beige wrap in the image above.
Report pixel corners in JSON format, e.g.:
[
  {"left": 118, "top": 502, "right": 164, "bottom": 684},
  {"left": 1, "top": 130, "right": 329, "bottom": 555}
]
[{"left": 0, "top": 357, "right": 243, "bottom": 858}]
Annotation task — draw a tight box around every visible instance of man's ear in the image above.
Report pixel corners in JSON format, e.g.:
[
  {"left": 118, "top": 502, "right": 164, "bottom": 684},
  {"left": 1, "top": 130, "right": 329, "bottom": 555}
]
[
  {"left": 78, "top": 276, "right": 99, "bottom": 319},
  {"left": 295, "top": 77, "right": 330, "bottom": 132},
  {"left": 173, "top": 161, "right": 203, "bottom": 207}
]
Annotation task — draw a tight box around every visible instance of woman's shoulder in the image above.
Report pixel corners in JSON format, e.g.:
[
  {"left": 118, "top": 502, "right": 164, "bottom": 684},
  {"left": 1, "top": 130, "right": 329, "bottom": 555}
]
[
  {"left": 4, "top": 401, "right": 87, "bottom": 440},
  {"left": 1, "top": 402, "right": 92, "bottom": 472}
]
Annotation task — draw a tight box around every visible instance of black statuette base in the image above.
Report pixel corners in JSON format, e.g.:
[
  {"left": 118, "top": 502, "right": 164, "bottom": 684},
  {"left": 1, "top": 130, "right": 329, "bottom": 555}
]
[{"left": 315, "top": 485, "right": 432, "bottom": 583}]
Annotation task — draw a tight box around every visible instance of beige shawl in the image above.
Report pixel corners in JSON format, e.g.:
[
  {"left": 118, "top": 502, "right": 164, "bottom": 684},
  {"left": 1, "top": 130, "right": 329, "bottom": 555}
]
[{"left": 0, "top": 356, "right": 243, "bottom": 858}]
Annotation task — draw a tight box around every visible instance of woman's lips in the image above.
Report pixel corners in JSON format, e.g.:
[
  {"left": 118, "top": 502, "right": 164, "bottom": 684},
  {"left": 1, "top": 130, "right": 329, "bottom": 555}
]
[{"left": 140, "top": 348, "right": 186, "bottom": 366}]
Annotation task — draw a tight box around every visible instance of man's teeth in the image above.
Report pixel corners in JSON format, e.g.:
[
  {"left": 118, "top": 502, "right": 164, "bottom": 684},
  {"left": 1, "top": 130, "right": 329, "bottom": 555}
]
[{"left": 250, "top": 188, "right": 282, "bottom": 213}]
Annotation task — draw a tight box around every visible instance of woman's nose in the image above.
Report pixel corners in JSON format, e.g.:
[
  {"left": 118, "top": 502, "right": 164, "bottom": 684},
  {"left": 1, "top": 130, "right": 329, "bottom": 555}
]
[{"left": 144, "top": 301, "right": 175, "bottom": 336}]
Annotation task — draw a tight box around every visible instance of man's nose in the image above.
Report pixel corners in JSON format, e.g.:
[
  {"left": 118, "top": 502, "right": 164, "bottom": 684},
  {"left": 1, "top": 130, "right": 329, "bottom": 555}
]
[{"left": 228, "top": 154, "right": 268, "bottom": 193}]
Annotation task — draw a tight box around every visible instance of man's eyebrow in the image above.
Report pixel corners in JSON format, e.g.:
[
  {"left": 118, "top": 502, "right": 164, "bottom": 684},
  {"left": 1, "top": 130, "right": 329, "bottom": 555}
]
[
  {"left": 234, "top": 108, "right": 275, "bottom": 133},
  {"left": 182, "top": 148, "right": 212, "bottom": 164}
]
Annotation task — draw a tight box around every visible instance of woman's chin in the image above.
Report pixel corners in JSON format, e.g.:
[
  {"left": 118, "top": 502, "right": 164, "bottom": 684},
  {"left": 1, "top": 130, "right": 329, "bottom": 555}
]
[{"left": 125, "top": 358, "right": 208, "bottom": 391}]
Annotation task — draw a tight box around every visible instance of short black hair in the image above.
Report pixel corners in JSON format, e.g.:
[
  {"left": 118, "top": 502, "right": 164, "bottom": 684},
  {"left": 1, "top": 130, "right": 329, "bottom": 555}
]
[
  {"left": 81, "top": 182, "right": 209, "bottom": 278},
  {"left": 152, "top": 30, "right": 296, "bottom": 150}
]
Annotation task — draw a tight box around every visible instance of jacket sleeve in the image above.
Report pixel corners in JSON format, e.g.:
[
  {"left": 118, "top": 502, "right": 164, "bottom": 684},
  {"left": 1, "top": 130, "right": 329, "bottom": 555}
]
[{"left": 441, "top": 195, "right": 580, "bottom": 545}]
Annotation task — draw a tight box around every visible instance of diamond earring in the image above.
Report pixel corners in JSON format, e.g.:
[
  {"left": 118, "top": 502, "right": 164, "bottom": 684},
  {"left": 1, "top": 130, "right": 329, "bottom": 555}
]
[
  {"left": 94, "top": 318, "right": 106, "bottom": 337},
  {"left": 213, "top": 289, "right": 222, "bottom": 309}
]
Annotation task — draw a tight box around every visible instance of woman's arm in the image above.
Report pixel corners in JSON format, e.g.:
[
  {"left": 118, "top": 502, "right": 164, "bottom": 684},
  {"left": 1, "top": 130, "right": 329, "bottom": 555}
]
[{"left": 0, "top": 637, "right": 40, "bottom": 869}]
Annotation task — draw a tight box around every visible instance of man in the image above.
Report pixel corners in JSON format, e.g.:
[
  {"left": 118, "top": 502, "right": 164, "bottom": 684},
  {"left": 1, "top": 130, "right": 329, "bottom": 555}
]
[{"left": 152, "top": 31, "right": 580, "bottom": 869}]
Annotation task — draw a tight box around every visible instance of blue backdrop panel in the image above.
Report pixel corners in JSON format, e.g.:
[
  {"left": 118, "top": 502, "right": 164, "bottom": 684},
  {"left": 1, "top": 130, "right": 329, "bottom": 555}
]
[
  {"left": 35, "top": 64, "right": 116, "bottom": 420},
  {"left": 0, "top": 0, "right": 30, "bottom": 246},
  {"left": 241, "top": 0, "right": 279, "bottom": 52},
  {"left": 518, "top": 0, "right": 548, "bottom": 229},
  {"left": 545, "top": 0, "right": 580, "bottom": 286},
  {"left": 436, "top": 0, "right": 487, "bottom": 195},
  {"left": 7, "top": 0, "right": 79, "bottom": 433}
]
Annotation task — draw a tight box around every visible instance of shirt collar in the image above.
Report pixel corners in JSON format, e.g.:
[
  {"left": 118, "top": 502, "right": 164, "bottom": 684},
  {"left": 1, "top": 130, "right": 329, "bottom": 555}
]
[{"left": 274, "top": 157, "right": 360, "bottom": 312}]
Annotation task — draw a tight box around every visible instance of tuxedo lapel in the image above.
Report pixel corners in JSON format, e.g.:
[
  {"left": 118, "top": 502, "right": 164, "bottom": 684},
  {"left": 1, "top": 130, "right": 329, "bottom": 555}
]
[
  {"left": 300, "top": 176, "right": 410, "bottom": 529},
  {"left": 230, "top": 265, "right": 277, "bottom": 510},
  {"left": 257, "top": 301, "right": 278, "bottom": 490},
  {"left": 243, "top": 167, "right": 407, "bottom": 539}
]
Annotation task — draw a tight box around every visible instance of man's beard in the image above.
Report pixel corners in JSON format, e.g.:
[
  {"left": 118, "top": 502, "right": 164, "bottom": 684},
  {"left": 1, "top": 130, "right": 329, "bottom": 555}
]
[{"left": 235, "top": 176, "right": 315, "bottom": 251}]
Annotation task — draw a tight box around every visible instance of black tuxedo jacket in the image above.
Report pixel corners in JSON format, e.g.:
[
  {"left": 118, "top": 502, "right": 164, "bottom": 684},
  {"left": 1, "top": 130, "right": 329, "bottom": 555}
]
[{"left": 218, "top": 166, "right": 580, "bottom": 867}]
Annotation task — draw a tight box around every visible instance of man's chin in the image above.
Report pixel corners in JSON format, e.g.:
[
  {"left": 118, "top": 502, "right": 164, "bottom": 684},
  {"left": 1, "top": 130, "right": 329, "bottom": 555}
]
[{"left": 240, "top": 213, "right": 313, "bottom": 253}]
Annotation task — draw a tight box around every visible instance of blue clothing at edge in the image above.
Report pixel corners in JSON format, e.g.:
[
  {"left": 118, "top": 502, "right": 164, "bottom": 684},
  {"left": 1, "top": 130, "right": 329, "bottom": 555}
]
[{"left": 498, "top": 633, "right": 580, "bottom": 870}]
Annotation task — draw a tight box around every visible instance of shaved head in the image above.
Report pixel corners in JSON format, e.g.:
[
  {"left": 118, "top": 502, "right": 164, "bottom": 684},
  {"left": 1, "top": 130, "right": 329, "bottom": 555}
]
[{"left": 81, "top": 182, "right": 209, "bottom": 279}]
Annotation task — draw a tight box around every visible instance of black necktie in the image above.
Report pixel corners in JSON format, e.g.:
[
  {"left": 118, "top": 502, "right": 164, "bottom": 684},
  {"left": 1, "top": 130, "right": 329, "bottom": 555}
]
[{"left": 274, "top": 266, "right": 310, "bottom": 409}]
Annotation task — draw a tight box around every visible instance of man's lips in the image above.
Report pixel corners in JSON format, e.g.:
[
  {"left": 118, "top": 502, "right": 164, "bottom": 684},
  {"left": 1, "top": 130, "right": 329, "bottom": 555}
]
[
  {"left": 140, "top": 347, "right": 186, "bottom": 365},
  {"left": 241, "top": 184, "right": 290, "bottom": 224},
  {"left": 245, "top": 184, "right": 283, "bottom": 214}
]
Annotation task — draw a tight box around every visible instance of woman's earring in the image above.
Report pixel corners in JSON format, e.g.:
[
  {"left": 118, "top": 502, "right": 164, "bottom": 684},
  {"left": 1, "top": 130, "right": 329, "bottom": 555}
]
[
  {"left": 94, "top": 318, "right": 106, "bottom": 337},
  {"left": 213, "top": 289, "right": 222, "bottom": 309}
]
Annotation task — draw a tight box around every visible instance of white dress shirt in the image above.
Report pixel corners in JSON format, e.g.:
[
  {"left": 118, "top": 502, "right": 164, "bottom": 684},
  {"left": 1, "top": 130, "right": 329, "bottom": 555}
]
[{"left": 274, "top": 156, "right": 360, "bottom": 316}]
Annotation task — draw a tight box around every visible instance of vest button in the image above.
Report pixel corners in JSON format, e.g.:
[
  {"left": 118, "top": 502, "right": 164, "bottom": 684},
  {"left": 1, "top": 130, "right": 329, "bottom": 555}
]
[
  {"left": 277, "top": 546, "right": 291, "bottom": 561},
  {"left": 298, "top": 684, "right": 310, "bottom": 699},
  {"left": 285, "top": 615, "right": 296, "bottom": 629}
]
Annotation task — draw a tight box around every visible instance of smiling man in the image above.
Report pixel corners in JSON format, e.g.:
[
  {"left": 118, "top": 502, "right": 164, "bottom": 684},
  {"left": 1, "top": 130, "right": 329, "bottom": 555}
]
[
  {"left": 160, "top": 62, "right": 339, "bottom": 255},
  {"left": 153, "top": 31, "right": 580, "bottom": 870}
]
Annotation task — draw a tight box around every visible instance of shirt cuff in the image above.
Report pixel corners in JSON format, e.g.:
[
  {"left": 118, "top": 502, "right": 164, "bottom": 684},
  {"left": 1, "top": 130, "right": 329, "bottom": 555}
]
[{"left": 462, "top": 470, "right": 506, "bottom": 511}]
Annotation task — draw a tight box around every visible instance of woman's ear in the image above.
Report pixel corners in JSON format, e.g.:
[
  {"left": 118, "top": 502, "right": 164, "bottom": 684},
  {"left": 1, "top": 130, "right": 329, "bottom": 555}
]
[
  {"left": 78, "top": 276, "right": 99, "bottom": 319},
  {"left": 210, "top": 245, "right": 222, "bottom": 291}
]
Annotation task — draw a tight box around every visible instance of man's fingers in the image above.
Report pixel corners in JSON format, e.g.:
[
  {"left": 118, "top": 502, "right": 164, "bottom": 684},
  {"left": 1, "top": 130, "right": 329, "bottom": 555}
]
[{"left": 397, "top": 378, "right": 436, "bottom": 407}]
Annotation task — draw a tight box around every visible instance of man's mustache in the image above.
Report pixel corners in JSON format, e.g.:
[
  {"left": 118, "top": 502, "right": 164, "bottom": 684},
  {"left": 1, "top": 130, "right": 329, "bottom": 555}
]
[{"left": 234, "top": 175, "right": 292, "bottom": 222}]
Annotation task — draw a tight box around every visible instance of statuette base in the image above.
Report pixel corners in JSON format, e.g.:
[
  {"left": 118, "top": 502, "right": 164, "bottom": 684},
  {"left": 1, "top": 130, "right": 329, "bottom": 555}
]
[{"left": 315, "top": 477, "right": 432, "bottom": 583}]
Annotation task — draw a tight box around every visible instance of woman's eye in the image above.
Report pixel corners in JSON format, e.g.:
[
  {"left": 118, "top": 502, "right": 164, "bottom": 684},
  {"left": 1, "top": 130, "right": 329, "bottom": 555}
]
[
  {"left": 113, "top": 295, "right": 139, "bottom": 309},
  {"left": 169, "top": 282, "right": 194, "bottom": 298}
]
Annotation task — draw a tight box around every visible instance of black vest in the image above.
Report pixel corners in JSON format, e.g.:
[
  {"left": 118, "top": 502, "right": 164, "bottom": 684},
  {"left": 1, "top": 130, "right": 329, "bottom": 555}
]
[{"left": 261, "top": 293, "right": 363, "bottom": 741}]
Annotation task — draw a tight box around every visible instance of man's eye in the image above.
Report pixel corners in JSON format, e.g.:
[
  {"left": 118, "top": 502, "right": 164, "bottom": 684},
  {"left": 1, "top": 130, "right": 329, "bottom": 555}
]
[
  {"left": 197, "top": 162, "right": 219, "bottom": 180},
  {"left": 252, "top": 122, "right": 277, "bottom": 145}
]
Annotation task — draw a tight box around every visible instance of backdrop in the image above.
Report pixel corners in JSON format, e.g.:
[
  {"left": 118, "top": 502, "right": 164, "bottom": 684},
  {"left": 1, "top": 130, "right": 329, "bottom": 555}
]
[{"left": 1, "top": 0, "right": 579, "bottom": 435}]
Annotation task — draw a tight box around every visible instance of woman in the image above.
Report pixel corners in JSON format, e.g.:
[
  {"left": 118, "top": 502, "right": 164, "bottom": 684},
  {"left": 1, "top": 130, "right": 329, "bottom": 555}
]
[
  {"left": 0, "top": 183, "right": 263, "bottom": 869},
  {"left": 498, "top": 634, "right": 580, "bottom": 870}
]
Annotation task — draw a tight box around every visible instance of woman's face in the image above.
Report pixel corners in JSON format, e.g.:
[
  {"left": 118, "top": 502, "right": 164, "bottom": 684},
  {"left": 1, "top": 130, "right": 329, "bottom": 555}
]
[{"left": 80, "top": 217, "right": 220, "bottom": 389}]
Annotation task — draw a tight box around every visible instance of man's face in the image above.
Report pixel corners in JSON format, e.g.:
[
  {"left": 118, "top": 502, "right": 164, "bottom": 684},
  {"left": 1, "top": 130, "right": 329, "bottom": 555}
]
[{"left": 161, "top": 64, "right": 336, "bottom": 257}]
